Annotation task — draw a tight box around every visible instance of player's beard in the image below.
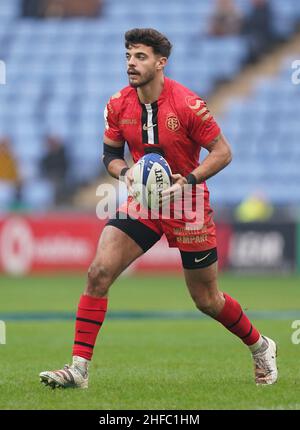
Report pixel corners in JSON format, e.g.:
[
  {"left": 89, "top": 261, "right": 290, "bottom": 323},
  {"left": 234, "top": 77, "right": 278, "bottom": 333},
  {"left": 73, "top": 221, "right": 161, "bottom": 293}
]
[{"left": 128, "top": 69, "right": 156, "bottom": 88}]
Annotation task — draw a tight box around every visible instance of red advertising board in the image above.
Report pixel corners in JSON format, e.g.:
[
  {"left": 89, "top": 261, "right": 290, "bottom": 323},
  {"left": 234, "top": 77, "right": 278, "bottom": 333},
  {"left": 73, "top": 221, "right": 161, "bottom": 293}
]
[
  {"left": 0, "top": 214, "right": 232, "bottom": 275},
  {"left": 0, "top": 214, "right": 104, "bottom": 275},
  {"left": 216, "top": 223, "right": 233, "bottom": 271}
]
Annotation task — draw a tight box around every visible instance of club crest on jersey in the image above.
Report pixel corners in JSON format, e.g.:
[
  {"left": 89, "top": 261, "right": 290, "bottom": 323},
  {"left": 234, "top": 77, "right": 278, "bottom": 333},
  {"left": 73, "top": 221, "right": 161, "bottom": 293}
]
[{"left": 165, "top": 113, "right": 180, "bottom": 132}]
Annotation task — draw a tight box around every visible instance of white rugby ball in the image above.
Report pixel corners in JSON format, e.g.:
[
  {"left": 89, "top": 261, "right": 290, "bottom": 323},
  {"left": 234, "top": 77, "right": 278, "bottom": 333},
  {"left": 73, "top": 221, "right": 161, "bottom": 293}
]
[{"left": 131, "top": 153, "right": 172, "bottom": 209}]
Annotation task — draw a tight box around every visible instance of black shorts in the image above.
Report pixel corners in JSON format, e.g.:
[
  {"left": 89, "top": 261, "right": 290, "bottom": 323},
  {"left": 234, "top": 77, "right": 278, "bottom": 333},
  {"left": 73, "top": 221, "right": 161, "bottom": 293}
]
[{"left": 106, "top": 217, "right": 218, "bottom": 270}]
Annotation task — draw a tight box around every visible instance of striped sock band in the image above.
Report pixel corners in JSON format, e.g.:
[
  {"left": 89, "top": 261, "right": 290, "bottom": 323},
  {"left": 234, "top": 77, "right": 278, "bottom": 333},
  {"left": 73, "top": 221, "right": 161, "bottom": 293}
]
[
  {"left": 215, "top": 293, "right": 260, "bottom": 346},
  {"left": 72, "top": 294, "right": 108, "bottom": 360}
]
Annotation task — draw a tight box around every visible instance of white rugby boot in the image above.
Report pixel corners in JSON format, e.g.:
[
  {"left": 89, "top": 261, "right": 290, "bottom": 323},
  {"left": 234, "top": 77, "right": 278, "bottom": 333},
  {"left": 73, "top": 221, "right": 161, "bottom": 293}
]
[
  {"left": 39, "top": 358, "right": 88, "bottom": 389},
  {"left": 252, "top": 336, "right": 278, "bottom": 385}
]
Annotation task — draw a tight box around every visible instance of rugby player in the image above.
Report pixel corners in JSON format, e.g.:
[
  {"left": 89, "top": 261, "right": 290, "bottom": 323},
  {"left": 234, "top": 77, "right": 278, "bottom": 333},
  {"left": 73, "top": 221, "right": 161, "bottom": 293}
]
[{"left": 40, "top": 28, "right": 277, "bottom": 389}]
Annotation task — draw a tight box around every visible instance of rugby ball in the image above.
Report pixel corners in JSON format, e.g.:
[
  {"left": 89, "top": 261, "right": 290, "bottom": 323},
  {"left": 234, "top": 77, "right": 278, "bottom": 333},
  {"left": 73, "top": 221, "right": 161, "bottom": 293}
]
[{"left": 131, "top": 153, "right": 172, "bottom": 209}]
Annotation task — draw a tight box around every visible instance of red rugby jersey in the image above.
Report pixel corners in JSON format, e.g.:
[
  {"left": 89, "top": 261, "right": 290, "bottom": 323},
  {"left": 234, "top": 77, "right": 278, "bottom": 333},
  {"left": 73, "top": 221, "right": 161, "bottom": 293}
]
[{"left": 104, "top": 76, "right": 220, "bottom": 179}]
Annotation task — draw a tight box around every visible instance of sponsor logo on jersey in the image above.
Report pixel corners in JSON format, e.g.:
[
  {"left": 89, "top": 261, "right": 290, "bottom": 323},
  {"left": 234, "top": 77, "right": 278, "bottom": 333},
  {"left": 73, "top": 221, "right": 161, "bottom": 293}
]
[
  {"left": 173, "top": 224, "right": 208, "bottom": 235},
  {"left": 166, "top": 113, "right": 180, "bottom": 132},
  {"left": 143, "top": 123, "right": 157, "bottom": 131},
  {"left": 120, "top": 118, "right": 138, "bottom": 125},
  {"left": 176, "top": 234, "right": 208, "bottom": 244},
  {"left": 186, "top": 96, "right": 204, "bottom": 110},
  {"left": 185, "top": 96, "right": 211, "bottom": 121}
]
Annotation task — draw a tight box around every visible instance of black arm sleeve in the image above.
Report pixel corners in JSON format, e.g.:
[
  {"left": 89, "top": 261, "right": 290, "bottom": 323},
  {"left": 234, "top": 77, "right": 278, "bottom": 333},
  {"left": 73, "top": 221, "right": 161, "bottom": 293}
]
[{"left": 102, "top": 143, "right": 125, "bottom": 170}]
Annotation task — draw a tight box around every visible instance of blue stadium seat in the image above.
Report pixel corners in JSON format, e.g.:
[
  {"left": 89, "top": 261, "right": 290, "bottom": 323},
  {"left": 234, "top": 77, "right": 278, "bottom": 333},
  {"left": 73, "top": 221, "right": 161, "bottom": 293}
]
[
  {"left": 272, "top": 0, "right": 298, "bottom": 36},
  {"left": 0, "top": 182, "right": 16, "bottom": 210},
  {"left": 0, "top": 0, "right": 20, "bottom": 20},
  {"left": 21, "top": 179, "right": 55, "bottom": 210}
]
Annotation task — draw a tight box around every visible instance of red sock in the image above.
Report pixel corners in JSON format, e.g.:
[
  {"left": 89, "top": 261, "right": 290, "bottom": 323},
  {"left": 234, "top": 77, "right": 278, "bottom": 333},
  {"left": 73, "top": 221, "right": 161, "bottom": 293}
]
[
  {"left": 73, "top": 294, "right": 108, "bottom": 360},
  {"left": 215, "top": 293, "right": 260, "bottom": 346}
]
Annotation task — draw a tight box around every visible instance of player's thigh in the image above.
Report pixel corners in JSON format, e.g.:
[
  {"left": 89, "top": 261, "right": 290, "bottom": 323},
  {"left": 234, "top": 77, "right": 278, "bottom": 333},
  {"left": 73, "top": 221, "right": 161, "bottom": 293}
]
[
  {"left": 183, "top": 259, "right": 221, "bottom": 313},
  {"left": 91, "top": 217, "right": 162, "bottom": 280},
  {"left": 183, "top": 261, "right": 218, "bottom": 291},
  {"left": 91, "top": 225, "right": 143, "bottom": 280},
  {"left": 183, "top": 261, "right": 224, "bottom": 316},
  {"left": 181, "top": 248, "right": 219, "bottom": 298}
]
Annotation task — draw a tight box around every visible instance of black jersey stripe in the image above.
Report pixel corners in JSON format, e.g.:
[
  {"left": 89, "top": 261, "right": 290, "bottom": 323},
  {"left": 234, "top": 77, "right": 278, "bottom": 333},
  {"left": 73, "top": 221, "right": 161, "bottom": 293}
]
[
  {"left": 141, "top": 104, "right": 148, "bottom": 144},
  {"left": 151, "top": 101, "right": 159, "bottom": 144},
  {"left": 141, "top": 102, "right": 159, "bottom": 146},
  {"left": 145, "top": 103, "right": 155, "bottom": 144}
]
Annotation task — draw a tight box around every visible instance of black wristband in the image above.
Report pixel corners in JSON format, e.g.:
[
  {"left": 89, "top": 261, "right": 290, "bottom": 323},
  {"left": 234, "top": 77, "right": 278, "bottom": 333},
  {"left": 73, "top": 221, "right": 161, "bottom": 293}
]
[
  {"left": 186, "top": 173, "right": 197, "bottom": 185},
  {"left": 119, "top": 167, "right": 129, "bottom": 179}
]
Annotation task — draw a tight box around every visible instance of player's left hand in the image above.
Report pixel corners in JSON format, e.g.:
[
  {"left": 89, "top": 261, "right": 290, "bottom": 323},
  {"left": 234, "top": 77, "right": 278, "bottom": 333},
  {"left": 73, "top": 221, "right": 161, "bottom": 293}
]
[{"left": 159, "top": 173, "right": 187, "bottom": 207}]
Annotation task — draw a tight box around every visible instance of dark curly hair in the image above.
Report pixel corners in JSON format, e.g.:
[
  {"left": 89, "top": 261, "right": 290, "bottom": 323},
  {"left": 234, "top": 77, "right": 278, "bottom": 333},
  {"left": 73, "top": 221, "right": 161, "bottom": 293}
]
[{"left": 125, "top": 28, "right": 172, "bottom": 58}]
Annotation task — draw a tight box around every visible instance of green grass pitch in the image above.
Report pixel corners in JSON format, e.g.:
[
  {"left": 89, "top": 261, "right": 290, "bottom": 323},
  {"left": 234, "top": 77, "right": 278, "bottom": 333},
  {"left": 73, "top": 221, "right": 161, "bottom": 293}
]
[{"left": 0, "top": 273, "right": 300, "bottom": 410}]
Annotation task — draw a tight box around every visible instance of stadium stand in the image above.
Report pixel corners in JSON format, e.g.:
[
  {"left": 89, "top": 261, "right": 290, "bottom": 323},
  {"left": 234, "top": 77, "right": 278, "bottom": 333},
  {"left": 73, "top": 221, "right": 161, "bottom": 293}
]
[
  {"left": 0, "top": 0, "right": 299, "bottom": 209},
  {"left": 210, "top": 55, "right": 300, "bottom": 206}
]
